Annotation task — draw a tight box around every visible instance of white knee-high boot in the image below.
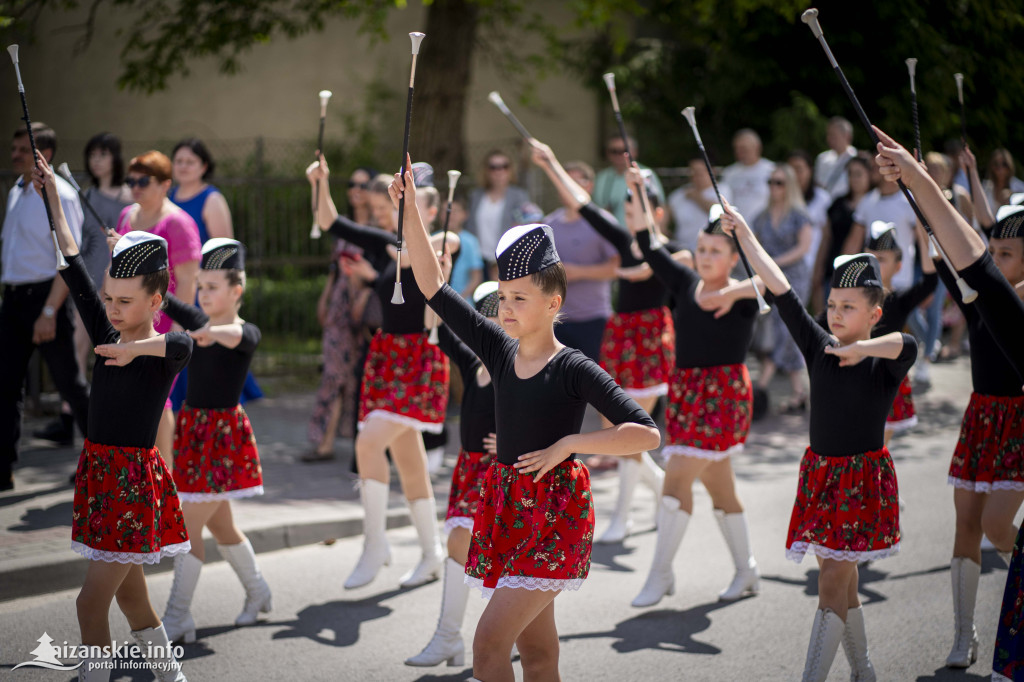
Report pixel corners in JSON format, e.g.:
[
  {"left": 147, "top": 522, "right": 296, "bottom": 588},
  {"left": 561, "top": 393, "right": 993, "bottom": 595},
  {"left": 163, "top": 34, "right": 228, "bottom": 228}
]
[
  {"left": 801, "top": 608, "right": 844, "bottom": 682},
  {"left": 842, "top": 606, "right": 876, "bottom": 681},
  {"left": 77, "top": 657, "right": 111, "bottom": 682},
  {"left": 714, "top": 509, "right": 760, "bottom": 601},
  {"left": 130, "top": 623, "right": 187, "bottom": 682},
  {"left": 399, "top": 497, "right": 444, "bottom": 588},
  {"left": 344, "top": 478, "right": 392, "bottom": 589},
  {"left": 639, "top": 452, "right": 665, "bottom": 527},
  {"left": 596, "top": 457, "right": 641, "bottom": 544},
  {"left": 405, "top": 557, "right": 469, "bottom": 666},
  {"left": 946, "top": 556, "right": 980, "bottom": 667},
  {"left": 631, "top": 496, "right": 689, "bottom": 607},
  {"left": 162, "top": 553, "right": 202, "bottom": 644},
  {"left": 218, "top": 538, "right": 272, "bottom": 626}
]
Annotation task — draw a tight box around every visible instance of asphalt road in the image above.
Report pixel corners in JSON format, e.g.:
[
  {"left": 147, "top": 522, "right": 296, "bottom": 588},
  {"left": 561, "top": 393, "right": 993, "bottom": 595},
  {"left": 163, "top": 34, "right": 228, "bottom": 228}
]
[{"left": 0, "top": 360, "right": 1016, "bottom": 681}]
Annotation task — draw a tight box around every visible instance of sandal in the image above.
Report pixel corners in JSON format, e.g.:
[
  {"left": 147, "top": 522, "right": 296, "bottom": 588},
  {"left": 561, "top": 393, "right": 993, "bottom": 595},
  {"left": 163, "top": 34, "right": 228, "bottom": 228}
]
[{"left": 300, "top": 449, "right": 335, "bottom": 463}]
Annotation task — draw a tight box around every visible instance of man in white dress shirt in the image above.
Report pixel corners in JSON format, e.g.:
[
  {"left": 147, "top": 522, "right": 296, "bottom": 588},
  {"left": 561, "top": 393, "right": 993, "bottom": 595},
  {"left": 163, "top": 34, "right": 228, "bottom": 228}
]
[
  {"left": 0, "top": 123, "right": 87, "bottom": 491},
  {"left": 721, "top": 129, "right": 774, "bottom": 222},
  {"left": 814, "top": 117, "right": 858, "bottom": 199}
]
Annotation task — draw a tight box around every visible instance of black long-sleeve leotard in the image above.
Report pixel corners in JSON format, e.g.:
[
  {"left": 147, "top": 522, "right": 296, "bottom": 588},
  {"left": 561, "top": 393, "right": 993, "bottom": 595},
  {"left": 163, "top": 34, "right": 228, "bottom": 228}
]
[
  {"left": 428, "top": 284, "right": 656, "bottom": 466},
  {"left": 437, "top": 324, "right": 495, "bottom": 454},
  {"left": 773, "top": 288, "right": 917, "bottom": 456},
  {"left": 938, "top": 256, "right": 1024, "bottom": 396},
  {"left": 60, "top": 255, "right": 192, "bottom": 448},
  {"left": 636, "top": 230, "right": 758, "bottom": 368},
  {"left": 163, "top": 295, "right": 261, "bottom": 409},
  {"left": 578, "top": 203, "right": 668, "bottom": 313},
  {"left": 329, "top": 215, "right": 426, "bottom": 334}
]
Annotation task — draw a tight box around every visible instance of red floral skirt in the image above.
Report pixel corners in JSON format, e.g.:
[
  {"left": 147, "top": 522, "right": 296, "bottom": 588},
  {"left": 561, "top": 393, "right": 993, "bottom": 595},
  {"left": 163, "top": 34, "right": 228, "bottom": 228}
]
[
  {"left": 599, "top": 307, "right": 675, "bottom": 399},
  {"left": 948, "top": 393, "right": 1024, "bottom": 493},
  {"left": 358, "top": 330, "right": 449, "bottom": 433},
  {"left": 173, "top": 405, "right": 263, "bottom": 502},
  {"left": 465, "top": 460, "right": 594, "bottom": 598},
  {"left": 663, "top": 364, "right": 752, "bottom": 460},
  {"left": 786, "top": 447, "right": 901, "bottom": 563},
  {"left": 445, "top": 450, "right": 493, "bottom": 533},
  {"left": 71, "top": 439, "right": 190, "bottom": 564},
  {"left": 886, "top": 375, "right": 917, "bottom": 432}
]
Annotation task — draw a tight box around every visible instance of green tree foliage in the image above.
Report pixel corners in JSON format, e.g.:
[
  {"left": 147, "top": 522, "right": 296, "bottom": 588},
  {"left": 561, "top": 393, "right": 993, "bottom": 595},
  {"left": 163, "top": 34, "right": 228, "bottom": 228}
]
[
  {"left": 573, "top": 0, "right": 1024, "bottom": 167},
  {"left": 5, "top": 0, "right": 1023, "bottom": 168}
]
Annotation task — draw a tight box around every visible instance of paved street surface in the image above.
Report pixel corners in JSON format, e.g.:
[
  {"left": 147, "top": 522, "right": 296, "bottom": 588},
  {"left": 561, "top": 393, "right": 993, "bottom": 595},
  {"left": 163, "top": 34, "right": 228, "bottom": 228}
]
[{"left": 0, "top": 356, "right": 1018, "bottom": 680}]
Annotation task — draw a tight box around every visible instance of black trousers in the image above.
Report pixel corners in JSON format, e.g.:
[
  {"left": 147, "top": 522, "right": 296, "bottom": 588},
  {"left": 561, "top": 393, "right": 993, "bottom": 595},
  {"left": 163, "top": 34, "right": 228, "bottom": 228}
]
[{"left": 0, "top": 279, "right": 90, "bottom": 476}]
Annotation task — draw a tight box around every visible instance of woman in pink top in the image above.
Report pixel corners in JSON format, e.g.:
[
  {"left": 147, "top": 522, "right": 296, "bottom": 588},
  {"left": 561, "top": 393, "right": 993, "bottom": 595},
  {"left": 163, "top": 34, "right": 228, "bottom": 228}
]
[{"left": 115, "top": 150, "right": 201, "bottom": 462}]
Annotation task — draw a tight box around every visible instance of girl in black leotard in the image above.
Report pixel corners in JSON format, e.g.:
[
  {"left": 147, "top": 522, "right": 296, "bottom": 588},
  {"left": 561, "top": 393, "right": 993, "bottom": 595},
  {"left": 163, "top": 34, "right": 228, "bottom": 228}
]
[
  {"left": 306, "top": 158, "right": 458, "bottom": 592},
  {"left": 392, "top": 158, "right": 660, "bottom": 682},
  {"left": 862, "top": 221, "right": 936, "bottom": 444},
  {"left": 723, "top": 193, "right": 915, "bottom": 682},
  {"left": 528, "top": 141, "right": 670, "bottom": 545},
  {"left": 158, "top": 239, "right": 272, "bottom": 645},
  {"left": 406, "top": 282, "right": 500, "bottom": 668},
  {"left": 876, "top": 129, "right": 1024, "bottom": 674},
  {"left": 33, "top": 153, "right": 189, "bottom": 681}
]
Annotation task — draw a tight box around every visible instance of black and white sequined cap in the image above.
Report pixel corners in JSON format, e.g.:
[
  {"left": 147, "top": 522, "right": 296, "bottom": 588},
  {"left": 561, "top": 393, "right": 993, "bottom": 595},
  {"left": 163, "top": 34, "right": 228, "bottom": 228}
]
[
  {"left": 704, "top": 204, "right": 726, "bottom": 236},
  {"left": 994, "top": 204, "right": 1024, "bottom": 240},
  {"left": 831, "top": 253, "right": 883, "bottom": 289},
  {"left": 109, "top": 231, "right": 168, "bottom": 279},
  {"left": 867, "top": 221, "right": 898, "bottom": 252},
  {"left": 473, "top": 281, "right": 500, "bottom": 317},
  {"left": 201, "top": 237, "right": 246, "bottom": 270},
  {"left": 494, "top": 223, "right": 560, "bottom": 281}
]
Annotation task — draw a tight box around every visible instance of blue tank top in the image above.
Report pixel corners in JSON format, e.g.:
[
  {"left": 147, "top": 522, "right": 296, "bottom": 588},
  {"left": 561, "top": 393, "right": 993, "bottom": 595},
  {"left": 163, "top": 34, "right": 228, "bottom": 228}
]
[{"left": 169, "top": 185, "right": 219, "bottom": 244}]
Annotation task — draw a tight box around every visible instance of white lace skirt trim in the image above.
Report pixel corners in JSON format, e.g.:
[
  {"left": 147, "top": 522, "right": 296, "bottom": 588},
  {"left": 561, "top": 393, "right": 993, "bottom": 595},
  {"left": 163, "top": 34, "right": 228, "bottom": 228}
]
[
  {"left": 71, "top": 540, "right": 192, "bottom": 565},
  {"left": 358, "top": 410, "right": 444, "bottom": 434},
  {"left": 948, "top": 477, "right": 1024, "bottom": 492},
  {"left": 444, "top": 517, "right": 475, "bottom": 534},
  {"left": 625, "top": 383, "right": 669, "bottom": 399},
  {"left": 179, "top": 485, "right": 264, "bottom": 503},
  {"left": 464, "top": 574, "right": 585, "bottom": 600},
  {"left": 662, "top": 443, "right": 743, "bottom": 461},
  {"left": 786, "top": 541, "right": 900, "bottom": 564},
  {"left": 885, "top": 415, "right": 918, "bottom": 432}
]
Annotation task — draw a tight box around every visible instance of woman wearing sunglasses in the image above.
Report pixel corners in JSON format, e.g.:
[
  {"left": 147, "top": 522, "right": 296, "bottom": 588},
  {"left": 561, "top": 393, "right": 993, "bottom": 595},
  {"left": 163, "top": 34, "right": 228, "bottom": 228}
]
[
  {"left": 114, "top": 150, "right": 202, "bottom": 464},
  {"left": 751, "top": 164, "right": 814, "bottom": 414},
  {"left": 466, "top": 150, "right": 536, "bottom": 281}
]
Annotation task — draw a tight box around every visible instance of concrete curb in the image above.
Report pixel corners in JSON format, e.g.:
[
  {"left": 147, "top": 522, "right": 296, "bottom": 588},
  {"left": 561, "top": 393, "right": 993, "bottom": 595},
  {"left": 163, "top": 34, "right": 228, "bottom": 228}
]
[{"left": 0, "top": 507, "right": 431, "bottom": 603}]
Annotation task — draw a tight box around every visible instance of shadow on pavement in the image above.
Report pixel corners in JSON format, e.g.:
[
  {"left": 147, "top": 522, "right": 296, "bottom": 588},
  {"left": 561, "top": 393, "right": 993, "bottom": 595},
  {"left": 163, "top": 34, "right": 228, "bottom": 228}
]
[
  {"left": 8, "top": 500, "right": 73, "bottom": 532},
  {"left": 590, "top": 537, "right": 644, "bottom": 573},
  {"left": 562, "top": 600, "right": 735, "bottom": 655},
  {"left": 761, "top": 562, "right": 891, "bottom": 605},
  {"left": 268, "top": 587, "right": 406, "bottom": 648},
  {"left": 915, "top": 667, "right": 991, "bottom": 681},
  {"left": 412, "top": 669, "right": 475, "bottom": 681},
  {"left": 0, "top": 483, "right": 72, "bottom": 509}
]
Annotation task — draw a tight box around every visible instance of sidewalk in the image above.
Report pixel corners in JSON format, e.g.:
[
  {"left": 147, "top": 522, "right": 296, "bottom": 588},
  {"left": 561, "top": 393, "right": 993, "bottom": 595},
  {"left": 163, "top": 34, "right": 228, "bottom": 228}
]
[
  {"left": 1, "top": 392, "right": 639, "bottom": 602},
  {"left": 0, "top": 357, "right": 972, "bottom": 603}
]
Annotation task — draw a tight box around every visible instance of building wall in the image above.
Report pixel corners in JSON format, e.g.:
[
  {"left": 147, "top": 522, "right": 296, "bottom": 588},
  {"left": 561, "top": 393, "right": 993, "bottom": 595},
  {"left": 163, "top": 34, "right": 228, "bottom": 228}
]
[{"left": 0, "top": 2, "right": 603, "bottom": 183}]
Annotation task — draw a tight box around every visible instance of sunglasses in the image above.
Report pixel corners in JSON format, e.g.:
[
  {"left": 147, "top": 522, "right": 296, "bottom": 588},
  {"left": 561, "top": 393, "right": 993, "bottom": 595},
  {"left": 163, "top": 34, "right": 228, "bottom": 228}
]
[
  {"left": 348, "top": 180, "right": 370, "bottom": 189},
  {"left": 488, "top": 163, "right": 510, "bottom": 171},
  {"left": 767, "top": 178, "right": 786, "bottom": 187},
  {"left": 607, "top": 147, "right": 628, "bottom": 155},
  {"left": 125, "top": 176, "right": 153, "bottom": 189}
]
